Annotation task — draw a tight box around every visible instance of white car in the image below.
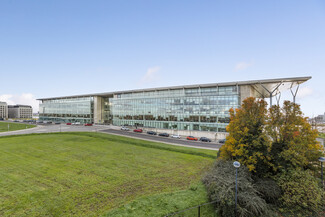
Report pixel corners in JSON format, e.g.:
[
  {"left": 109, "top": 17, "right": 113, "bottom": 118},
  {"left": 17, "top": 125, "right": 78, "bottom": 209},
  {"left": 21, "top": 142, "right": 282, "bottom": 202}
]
[
  {"left": 171, "top": 134, "right": 181, "bottom": 139},
  {"left": 121, "top": 126, "right": 130, "bottom": 131}
]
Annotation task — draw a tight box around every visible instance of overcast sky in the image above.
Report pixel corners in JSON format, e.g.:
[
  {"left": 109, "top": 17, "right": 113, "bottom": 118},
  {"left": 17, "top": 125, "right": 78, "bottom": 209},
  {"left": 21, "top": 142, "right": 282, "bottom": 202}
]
[{"left": 0, "top": 0, "right": 324, "bottom": 117}]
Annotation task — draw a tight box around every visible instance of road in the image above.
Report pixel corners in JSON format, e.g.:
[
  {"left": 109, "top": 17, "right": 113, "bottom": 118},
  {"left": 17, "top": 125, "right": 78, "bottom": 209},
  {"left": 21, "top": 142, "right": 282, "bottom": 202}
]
[
  {"left": 0, "top": 123, "right": 221, "bottom": 150},
  {"left": 100, "top": 128, "right": 222, "bottom": 150}
]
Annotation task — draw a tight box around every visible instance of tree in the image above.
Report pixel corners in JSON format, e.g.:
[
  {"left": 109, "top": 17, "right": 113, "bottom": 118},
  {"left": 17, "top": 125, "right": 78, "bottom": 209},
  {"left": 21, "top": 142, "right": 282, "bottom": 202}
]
[
  {"left": 266, "top": 101, "right": 323, "bottom": 172},
  {"left": 219, "top": 98, "right": 323, "bottom": 176},
  {"left": 214, "top": 97, "right": 325, "bottom": 215},
  {"left": 219, "top": 97, "right": 272, "bottom": 175}
]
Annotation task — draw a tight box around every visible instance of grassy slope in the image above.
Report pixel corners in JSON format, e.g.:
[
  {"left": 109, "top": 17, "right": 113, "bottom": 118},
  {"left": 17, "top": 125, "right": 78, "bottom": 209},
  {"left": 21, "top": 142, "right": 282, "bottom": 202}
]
[
  {"left": 105, "top": 183, "right": 216, "bottom": 217},
  {"left": 0, "top": 122, "right": 35, "bottom": 132},
  {"left": 0, "top": 132, "right": 217, "bottom": 217}
]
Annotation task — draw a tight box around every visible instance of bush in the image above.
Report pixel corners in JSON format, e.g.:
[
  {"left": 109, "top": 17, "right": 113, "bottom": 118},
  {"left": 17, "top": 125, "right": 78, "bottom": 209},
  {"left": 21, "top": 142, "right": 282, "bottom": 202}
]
[
  {"left": 254, "top": 178, "right": 281, "bottom": 205},
  {"left": 277, "top": 169, "right": 323, "bottom": 215},
  {"left": 203, "top": 160, "right": 271, "bottom": 217}
]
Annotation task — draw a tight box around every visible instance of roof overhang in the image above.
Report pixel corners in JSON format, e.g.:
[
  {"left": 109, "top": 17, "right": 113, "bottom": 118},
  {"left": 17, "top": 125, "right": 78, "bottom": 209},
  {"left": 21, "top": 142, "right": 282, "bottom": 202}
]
[{"left": 247, "top": 76, "right": 311, "bottom": 98}]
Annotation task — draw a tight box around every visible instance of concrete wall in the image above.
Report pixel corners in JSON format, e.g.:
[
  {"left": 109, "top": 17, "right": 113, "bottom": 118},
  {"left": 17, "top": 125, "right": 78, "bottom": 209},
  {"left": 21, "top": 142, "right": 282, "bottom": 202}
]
[
  {"left": 93, "top": 96, "right": 103, "bottom": 124},
  {"left": 240, "top": 85, "right": 253, "bottom": 103},
  {"left": 240, "top": 85, "right": 262, "bottom": 103}
]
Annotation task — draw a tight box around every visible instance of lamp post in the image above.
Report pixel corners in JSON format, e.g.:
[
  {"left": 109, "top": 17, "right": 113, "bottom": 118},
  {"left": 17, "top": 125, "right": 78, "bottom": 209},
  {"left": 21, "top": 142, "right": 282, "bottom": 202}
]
[
  {"left": 233, "top": 161, "right": 241, "bottom": 217},
  {"left": 319, "top": 157, "right": 325, "bottom": 188}
]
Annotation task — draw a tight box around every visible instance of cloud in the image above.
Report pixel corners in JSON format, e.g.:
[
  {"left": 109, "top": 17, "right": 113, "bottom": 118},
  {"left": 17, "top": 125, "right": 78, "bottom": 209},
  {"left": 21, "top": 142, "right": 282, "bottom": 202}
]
[
  {"left": 0, "top": 93, "right": 39, "bottom": 113},
  {"left": 297, "top": 87, "right": 313, "bottom": 99},
  {"left": 139, "top": 66, "right": 161, "bottom": 85},
  {"left": 235, "top": 61, "right": 254, "bottom": 71}
]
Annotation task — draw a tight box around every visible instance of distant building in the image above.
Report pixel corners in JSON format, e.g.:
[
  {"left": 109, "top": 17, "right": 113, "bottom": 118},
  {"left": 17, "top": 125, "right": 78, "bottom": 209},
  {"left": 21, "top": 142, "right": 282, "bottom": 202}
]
[
  {"left": 315, "top": 113, "right": 325, "bottom": 123},
  {"left": 0, "top": 101, "right": 8, "bottom": 119},
  {"left": 8, "top": 105, "right": 33, "bottom": 119},
  {"left": 309, "top": 113, "right": 325, "bottom": 125}
]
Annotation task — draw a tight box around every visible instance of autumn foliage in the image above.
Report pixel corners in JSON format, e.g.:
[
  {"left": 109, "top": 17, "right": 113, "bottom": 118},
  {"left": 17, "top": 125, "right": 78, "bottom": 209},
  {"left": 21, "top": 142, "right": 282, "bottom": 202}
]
[
  {"left": 208, "top": 97, "right": 324, "bottom": 216},
  {"left": 219, "top": 97, "right": 323, "bottom": 176}
]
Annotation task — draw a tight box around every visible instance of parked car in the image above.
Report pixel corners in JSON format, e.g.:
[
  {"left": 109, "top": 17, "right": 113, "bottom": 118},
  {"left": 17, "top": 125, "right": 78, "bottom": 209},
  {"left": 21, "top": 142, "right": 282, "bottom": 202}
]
[
  {"left": 219, "top": 139, "right": 226, "bottom": 144},
  {"left": 121, "top": 126, "right": 130, "bottom": 131},
  {"left": 199, "top": 137, "right": 211, "bottom": 142},
  {"left": 55, "top": 122, "right": 61, "bottom": 124},
  {"left": 84, "top": 123, "right": 93, "bottom": 126},
  {"left": 171, "top": 134, "right": 181, "bottom": 139},
  {"left": 147, "top": 131, "right": 157, "bottom": 135},
  {"left": 186, "top": 136, "right": 198, "bottom": 141},
  {"left": 73, "top": 122, "right": 81, "bottom": 125},
  {"left": 133, "top": 129, "right": 143, "bottom": 133},
  {"left": 158, "top": 133, "right": 169, "bottom": 137},
  {"left": 66, "top": 123, "right": 72, "bottom": 125}
]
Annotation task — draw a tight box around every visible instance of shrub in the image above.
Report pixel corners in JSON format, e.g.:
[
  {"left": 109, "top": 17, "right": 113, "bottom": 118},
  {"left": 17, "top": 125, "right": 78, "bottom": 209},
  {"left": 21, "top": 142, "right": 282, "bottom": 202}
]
[
  {"left": 277, "top": 169, "right": 323, "bottom": 215},
  {"left": 254, "top": 178, "right": 281, "bottom": 205},
  {"left": 203, "top": 160, "right": 270, "bottom": 217}
]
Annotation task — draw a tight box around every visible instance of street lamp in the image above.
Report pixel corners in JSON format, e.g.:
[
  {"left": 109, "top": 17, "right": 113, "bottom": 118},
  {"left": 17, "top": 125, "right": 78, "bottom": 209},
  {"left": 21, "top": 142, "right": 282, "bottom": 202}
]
[
  {"left": 318, "top": 157, "right": 325, "bottom": 188},
  {"left": 233, "top": 161, "right": 241, "bottom": 217}
]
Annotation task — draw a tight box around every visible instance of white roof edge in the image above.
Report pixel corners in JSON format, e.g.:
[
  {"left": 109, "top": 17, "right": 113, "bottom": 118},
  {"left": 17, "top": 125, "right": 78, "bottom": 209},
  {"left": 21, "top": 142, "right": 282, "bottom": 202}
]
[{"left": 37, "top": 76, "right": 311, "bottom": 100}]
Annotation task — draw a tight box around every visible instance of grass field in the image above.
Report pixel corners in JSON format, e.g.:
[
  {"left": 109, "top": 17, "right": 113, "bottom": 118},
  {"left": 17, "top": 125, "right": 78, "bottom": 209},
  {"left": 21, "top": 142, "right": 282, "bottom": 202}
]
[
  {"left": 0, "top": 132, "right": 217, "bottom": 216},
  {"left": 0, "top": 121, "right": 35, "bottom": 132}
]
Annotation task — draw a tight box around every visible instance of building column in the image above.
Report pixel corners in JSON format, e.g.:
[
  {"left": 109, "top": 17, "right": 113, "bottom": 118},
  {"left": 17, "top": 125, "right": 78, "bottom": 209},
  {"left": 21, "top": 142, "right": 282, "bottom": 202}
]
[{"left": 93, "top": 96, "right": 103, "bottom": 124}]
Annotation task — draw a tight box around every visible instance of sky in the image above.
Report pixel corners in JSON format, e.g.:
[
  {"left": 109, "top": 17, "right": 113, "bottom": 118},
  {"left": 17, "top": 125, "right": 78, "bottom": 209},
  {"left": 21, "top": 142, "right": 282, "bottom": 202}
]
[{"left": 0, "top": 0, "right": 324, "bottom": 117}]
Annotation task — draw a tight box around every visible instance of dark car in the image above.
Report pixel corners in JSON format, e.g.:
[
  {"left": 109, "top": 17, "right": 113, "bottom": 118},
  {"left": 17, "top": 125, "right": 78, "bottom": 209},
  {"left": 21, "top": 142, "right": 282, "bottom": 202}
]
[
  {"left": 55, "top": 122, "right": 61, "bottom": 124},
  {"left": 219, "top": 139, "right": 226, "bottom": 144},
  {"left": 133, "top": 129, "right": 143, "bottom": 133},
  {"left": 158, "top": 133, "right": 169, "bottom": 137},
  {"left": 147, "top": 131, "right": 157, "bottom": 135},
  {"left": 199, "top": 137, "right": 211, "bottom": 142},
  {"left": 186, "top": 136, "right": 198, "bottom": 141}
]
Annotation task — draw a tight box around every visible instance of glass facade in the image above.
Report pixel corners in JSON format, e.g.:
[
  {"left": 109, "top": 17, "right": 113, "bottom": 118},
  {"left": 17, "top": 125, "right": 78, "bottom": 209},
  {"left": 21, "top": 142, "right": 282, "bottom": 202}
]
[
  {"left": 39, "top": 97, "right": 94, "bottom": 123},
  {"left": 110, "top": 86, "right": 240, "bottom": 132}
]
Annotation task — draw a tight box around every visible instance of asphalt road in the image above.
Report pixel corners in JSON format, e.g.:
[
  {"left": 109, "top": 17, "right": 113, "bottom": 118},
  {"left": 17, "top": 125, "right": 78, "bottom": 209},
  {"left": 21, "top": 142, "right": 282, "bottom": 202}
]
[
  {"left": 100, "top": 128, "right": 222, "bottom": 150},
  {"left": 0, "top": 122, "right": 221, "bottom": 150}
]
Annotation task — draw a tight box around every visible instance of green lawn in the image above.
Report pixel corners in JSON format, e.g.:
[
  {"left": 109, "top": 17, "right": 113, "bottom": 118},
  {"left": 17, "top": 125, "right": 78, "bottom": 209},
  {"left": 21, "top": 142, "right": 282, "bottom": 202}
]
[
  {"left": 0, "top": 132, "right": 217, "bottom": 216},
  {"left": 0, "top": 121, "right": 35, "bottom": 132}
]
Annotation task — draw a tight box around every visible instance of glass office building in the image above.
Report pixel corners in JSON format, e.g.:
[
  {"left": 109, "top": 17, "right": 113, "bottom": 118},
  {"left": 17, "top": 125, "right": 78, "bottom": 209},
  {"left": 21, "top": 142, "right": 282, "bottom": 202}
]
[
  {"left": 110, "top": 86, "right": 239, "bottom": 132},
  {"left": 39, "top": 97, "right": 94, "bottom": 123},
  {"left": 38, "top": 77, "right": 311, "bottom": 132}
]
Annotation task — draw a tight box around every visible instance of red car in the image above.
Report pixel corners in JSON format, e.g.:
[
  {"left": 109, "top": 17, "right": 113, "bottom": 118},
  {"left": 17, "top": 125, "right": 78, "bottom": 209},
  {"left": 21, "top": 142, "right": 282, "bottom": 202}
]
[
  {"left": 186, "top": 136, "right": 198, "bottom": 141},
  {"left": 84, "top": 123, "right": 93, "bottom": 126},
  {"left": 66, "top": 123, "right": 72, "bottom": 125},
  {"left": 133, "top": 129, "right": 143, "bottom": 133}
]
